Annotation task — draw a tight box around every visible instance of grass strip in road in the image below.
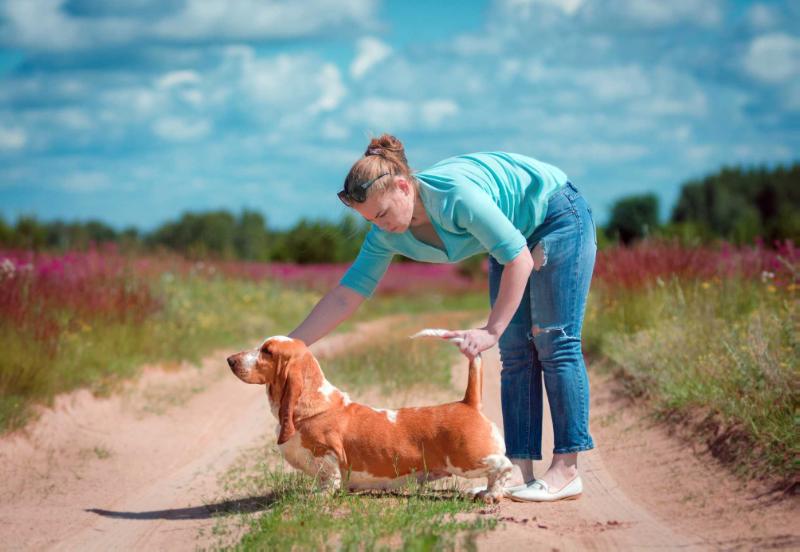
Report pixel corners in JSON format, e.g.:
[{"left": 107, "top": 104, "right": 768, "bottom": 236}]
[{"left": 208, "top": 311, "right": 496, "bottom": 551}]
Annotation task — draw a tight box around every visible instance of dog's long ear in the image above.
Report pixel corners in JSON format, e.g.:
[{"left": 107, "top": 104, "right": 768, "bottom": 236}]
[
  {"left": 266, "top": 338, "right": 308, "bottom": 445},
  {"left": 277, "top": 367, "right": 303, "bottom": 445}
]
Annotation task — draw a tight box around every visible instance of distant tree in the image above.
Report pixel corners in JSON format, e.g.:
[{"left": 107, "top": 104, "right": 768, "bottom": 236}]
[
  {"left": 276, "top": 219, "right": 343, "bottom": 264},
  {"left": 13, "top": 216, "right": 47, "bottom": 250},
  {"left": 671, "top": 163, "right": 800, "bottom": 244},
  {"left": 234, "top": 210, "right": 270, "bottom": 261},
  {"left": 149, "top": 211, "right": 237, "bottom": 259},
  {"left": 606, "top": 194, "right": 659, "bottom": 245},
  {"left": 0, "top": 215, "right": 12, "bottom": 246}
]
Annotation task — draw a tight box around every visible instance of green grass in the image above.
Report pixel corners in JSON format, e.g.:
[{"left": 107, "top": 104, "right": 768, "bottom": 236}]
[
  {"left": 584, "top": 278, "right": 799, "bottom": 479},
  {"left": 208, "top": 310, "right": 495, "bottom": 551},
  {"left": 216, "top": 454, "right": 495, "bottom": 551},
  {"left": 346, "top": 291, "right": 487, "bottom": 327},
  {"left": 0, "top": 266, "right": 487, "bottom": 433},
  {"left": 0, "top": 275, "right": 318, "bottom": 432},
  {"left": 325, "top": 311, "right": 482, "bottom": 395}
]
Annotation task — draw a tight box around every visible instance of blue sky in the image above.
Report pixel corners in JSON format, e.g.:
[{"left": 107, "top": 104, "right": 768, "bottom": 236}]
[{"left": 0, "top": 0, "right": 798, "bottom": 230}]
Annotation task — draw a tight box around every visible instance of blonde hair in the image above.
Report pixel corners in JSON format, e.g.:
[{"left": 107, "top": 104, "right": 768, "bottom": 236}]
[{"left": 343, "top": 134, "right": 414, "bottom": 199}]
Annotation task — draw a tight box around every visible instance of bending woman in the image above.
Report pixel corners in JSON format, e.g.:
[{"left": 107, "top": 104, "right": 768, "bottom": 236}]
[{"left": 288, "top": 134, "right": 597, "bottom": 502}]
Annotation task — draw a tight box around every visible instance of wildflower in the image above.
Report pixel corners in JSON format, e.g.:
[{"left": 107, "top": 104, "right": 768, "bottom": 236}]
[
  {"left": 701, "top": 282, "right": 711, "bottom": 289},
  {"left": 761, "top": 270, "right": 775, "bottom": 283},
  {"left": 0, "top": 258, "right": 15, "bottom": 280},
  {"left": 767, "top": 285, "right": 777, "bottom": 293}
]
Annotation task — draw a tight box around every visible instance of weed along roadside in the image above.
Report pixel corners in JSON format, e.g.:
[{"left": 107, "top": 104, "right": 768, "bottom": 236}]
[
  {"left": 206, "top": 312, "right": 499, "bottom": 551},
  {"left": 584, "top": 242, "right": 799, "bottom": 488}
]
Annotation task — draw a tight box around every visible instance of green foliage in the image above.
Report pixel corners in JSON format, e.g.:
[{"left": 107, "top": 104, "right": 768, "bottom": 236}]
[
  {"left": 605, "top": 193, "right": 659, "bottom": 245},
  {"left": 0, "top": 275, "right": 318, "bottom": 432},
  {"left": 0, "top": 210, "right": 369, "bottom": 263},
  {"left": 671, "top": 163, "right": 800, "bottom": 244},
  {"left": 584, "top": 279, "right": 799, "bottom": 478},
  {"left": 148, "top": 210, "right": 239, "bottom": 259}
]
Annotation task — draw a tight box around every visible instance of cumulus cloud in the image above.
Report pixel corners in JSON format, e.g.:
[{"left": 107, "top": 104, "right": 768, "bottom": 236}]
[
  {"left": 503, "top": 0, "right": 585, "bottom": 17},
  {"left": 350, "top": 37, "right": 392, "bottom": 79},
  {"left": 0, "top": 0, "right": 378, "bottom": 51},
  {"left": 0, "top": 0, "right": 797, "bottom": 229},
  {"left": 747, "top": 3, "right": 780, "bottom": 30},
  {"left": 742, "top": 33, "right": 800, "bottom": 83},
  {"left": 421, "top": 100, "right": 459, "bottom": 127},
  {"left": 0, "top": 125, "right": 27, "bottom": 150},
  {"left": 59, "top": 170, "right": 111, "bottom": 192},
  {"left": 309, "top": 64, "right": 347, "bottom": 114},
  {"left": 152, "top": 117, "right": 211, "bottom": 141}
]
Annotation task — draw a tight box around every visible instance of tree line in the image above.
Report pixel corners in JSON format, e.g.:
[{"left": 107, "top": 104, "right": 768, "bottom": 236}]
[
  {"left": 1, "top": 162, "right": 797, "bottom": 261},
  {"left": 604, "top": 162, "right": 799, "bottom": 246},
  {"left": 0, "top": 210, "right": 369, "bottom": 264}
]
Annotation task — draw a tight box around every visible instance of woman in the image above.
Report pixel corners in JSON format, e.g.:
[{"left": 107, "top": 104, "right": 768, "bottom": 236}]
[{"left": 288, "top": 134, "right": 597, "bottom": 502}]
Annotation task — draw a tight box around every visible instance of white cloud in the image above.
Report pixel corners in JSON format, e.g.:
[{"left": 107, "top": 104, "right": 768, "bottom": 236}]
[
  {"left": 309, "top": 64, "right": 347, "bottom": 114},
  {"left": 743, "top": 33, "right": 800, "bottom": 83},
  {"left": 0, "top": 126, "right": 27, "bottom": 150},
  {"left": 350, "top": 37, "right": 392, "bottom": 79},
  {"left": 348, "top": 97, "right": 413, "bottom": 130},
  {"left": 59, "top": 171, "right": 111, "bottom": 192},
  {"left": 153, "top": 0, "right": 376, "bottom": 41},
  {"left": 152, "top": 117, "right": 211, "bottom": 141},
  {"left": 620, "top": 0, "right": 721, "bottom": 27},
  {"left": 320, "top": 120, "right": 350, "bottom": 140},
  {"left": 421, "top": 99, "right": 459, "bottom": 127},
  {"left": 576, "top": 65, "right": 651, "bottom": 101},
  {"left": 747, "top": 4, "right": 779, "bottom": 30},
  {"left": 567, "top": 142, "right": 649, "bottom": 163},
  {"left": 504, "top": 0, "right": 585, "bottom": 17},
  {"left": 157, "top": 70, "right": 201, "bottom": 89},
  {"left": 1, "top": 0, "right": 378, "bottom": 51}
]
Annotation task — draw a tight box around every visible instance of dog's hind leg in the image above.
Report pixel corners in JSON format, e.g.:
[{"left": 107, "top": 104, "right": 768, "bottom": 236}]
[{"left": 476, "top": 454, "right": 513, "bottom": 504}]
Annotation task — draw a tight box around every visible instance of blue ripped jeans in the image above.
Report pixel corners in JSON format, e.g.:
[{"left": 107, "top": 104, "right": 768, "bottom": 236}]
[{"left": 488, "top": 181, "right": 597, "bottom": 459}]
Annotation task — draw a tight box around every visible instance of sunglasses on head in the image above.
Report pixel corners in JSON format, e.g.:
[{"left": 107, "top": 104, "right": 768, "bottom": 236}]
[{"left": 337, "top": 172, "right": 390, "bottom": 206}]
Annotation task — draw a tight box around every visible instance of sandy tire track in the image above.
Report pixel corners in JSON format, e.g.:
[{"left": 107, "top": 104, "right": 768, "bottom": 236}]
[
  {"left": 452, "top": 346, "right": 799, "bottom": 550},
  {"left": 0, "top": 318, "right": 400, "bottom": 551}
]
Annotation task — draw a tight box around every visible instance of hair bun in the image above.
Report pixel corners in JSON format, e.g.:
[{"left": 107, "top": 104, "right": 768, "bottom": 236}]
[{"left": 364, "top": 134, "right": 407, "bottom": 165}]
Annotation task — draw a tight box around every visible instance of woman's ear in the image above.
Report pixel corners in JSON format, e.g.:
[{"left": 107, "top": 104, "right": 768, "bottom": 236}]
[{"left": 395, "top": 176, "right": 411, "bottom": 195}]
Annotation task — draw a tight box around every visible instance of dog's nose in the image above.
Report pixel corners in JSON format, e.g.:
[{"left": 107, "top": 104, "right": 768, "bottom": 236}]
[{"left": 227, "top": 356, "right": 237, "bottom": 369}]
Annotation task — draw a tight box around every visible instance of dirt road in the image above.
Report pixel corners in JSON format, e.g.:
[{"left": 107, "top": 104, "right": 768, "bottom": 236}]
[{"left": 1, "top": 322, "right": 796, "bottom": 550}]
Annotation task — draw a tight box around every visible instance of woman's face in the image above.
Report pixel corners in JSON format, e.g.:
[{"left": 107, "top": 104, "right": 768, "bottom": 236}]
[{"left": 351, "top": 176, "right": 416, "bottom": 233}]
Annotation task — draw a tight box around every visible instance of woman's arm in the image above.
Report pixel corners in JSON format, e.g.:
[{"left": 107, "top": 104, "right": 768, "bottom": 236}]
[
  {"left": 288, "top": 284, "right": 366, "bottom": 347},
  {"left": 485, "top": 246, "right": 534, "bottom": 338},
  {"left": 446, "top": 247, "right": 534, "bottom": 358}
]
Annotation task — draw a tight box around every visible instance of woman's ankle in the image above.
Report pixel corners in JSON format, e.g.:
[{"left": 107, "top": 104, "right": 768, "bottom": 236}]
[{"left": 510, "top": 458, "right": 535, "bottom": 483}]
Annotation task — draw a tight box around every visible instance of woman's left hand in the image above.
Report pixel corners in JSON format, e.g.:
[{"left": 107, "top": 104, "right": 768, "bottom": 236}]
[{"left": 441, "top": 327, "right": 499, "bottom": 360}]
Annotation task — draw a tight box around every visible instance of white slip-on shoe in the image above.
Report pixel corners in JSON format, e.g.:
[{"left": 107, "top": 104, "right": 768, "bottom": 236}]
[
  {"left": 509, "top": 476, "right": 583, "bottom": 502},
  {"left": 467, "top": 481, "right": 531, "bottom": 498}
]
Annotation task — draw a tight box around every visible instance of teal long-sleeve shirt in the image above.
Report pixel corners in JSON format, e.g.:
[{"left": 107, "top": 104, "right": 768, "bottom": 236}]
[{"left": 339, "top": 151, "right": 568, "bottom": 297}]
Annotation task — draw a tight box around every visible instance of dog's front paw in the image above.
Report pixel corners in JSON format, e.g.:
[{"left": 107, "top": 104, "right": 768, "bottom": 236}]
[{"left": 475, "top": 489, "right": 503, "bottom": 504}]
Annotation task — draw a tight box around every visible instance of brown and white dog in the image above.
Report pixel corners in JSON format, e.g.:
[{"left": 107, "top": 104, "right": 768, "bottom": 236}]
[{"left": 226, "top": 333, "right": 512, "bottom": 502}]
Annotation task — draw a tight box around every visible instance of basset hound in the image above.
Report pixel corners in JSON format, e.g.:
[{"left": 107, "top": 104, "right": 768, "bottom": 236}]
[{"left": 226, "top": 332, "right": 512, "bottom": 503}]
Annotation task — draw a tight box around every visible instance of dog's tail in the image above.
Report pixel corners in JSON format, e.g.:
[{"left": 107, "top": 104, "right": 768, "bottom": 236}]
[
  {"left": 409, "top": 328, "right": 482, "bottom": 409},
  {"left": 462, "top": 354, "right": 482, "bottom": 409}
]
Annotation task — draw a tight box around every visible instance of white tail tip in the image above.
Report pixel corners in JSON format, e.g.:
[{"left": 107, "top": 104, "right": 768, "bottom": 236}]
[{"left": 409, "top": 328, "right": 464, "bottom": 345}]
